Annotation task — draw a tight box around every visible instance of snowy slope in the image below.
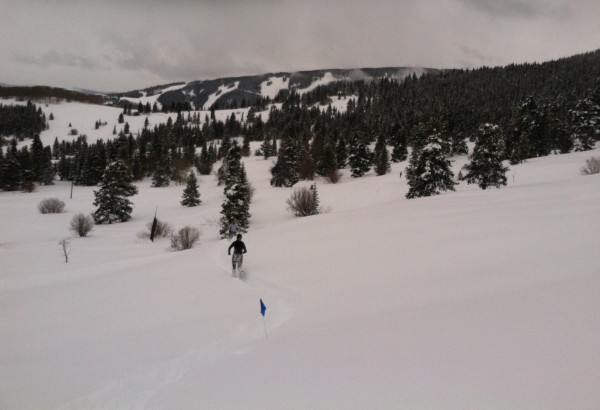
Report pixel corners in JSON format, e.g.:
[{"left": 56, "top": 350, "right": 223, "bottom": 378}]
[
  {"left": 111, "top": 67, "right": 436, "bottom": 112},
  {"left": 1, "top": 101, "right": 600, "bottom": 409}
]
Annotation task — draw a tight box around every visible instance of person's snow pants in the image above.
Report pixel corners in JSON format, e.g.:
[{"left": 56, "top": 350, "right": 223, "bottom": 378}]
[{"left": 232, "top": 253, "right": 243, "bottom": 272}]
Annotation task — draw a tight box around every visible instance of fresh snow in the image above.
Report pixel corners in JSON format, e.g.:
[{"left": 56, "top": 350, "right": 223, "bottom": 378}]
[
  {"left": 260, "top": 76, "right": 290, "bottom": 100},
  {"left": 295, "top": 71, "right": 337, "bottom": 95},
  {"left": 203, "top": 82, "right": 240, "bottom": 110},
  {"left": 121, "top": 83, "right": 188, "bottom": 108},
  {"left": 1, "top": 100, "right": 600, "bottom": 409}
]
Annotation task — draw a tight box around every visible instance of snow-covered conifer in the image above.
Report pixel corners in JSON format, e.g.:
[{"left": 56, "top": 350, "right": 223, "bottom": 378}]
[
  {"left": 181, "top": 171, "right": 201, "bottom": 207},
  {"left": 461, "top": 123, "right": 509, "bottom": 189},
  {"left": 405, "top": 119, "right": 456, "bottom": 199},
  {"left": 93, "top": 160, "right": 138, "bottom": 224}
]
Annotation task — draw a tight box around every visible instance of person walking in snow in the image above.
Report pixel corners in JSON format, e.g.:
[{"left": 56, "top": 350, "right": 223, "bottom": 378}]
[
  {"left": 228, "top": 219, "right": 240, "bottom": 239},
  {"left": 228, "top": 233, "right": 247, "bottom": 277}
]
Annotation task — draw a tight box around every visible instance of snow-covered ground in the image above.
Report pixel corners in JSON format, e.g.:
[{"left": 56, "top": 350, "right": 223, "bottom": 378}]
[
  {"left": 260, "top": 76, "right": 290, "bottom": 100},
  {"left": 1, "top": 100, "right": 600, "bottom": 409}
]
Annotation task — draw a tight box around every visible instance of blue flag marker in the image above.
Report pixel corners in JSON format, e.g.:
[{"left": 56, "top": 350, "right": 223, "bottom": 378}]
[
  {"left": 260, "top": 299, "right": 267, "bottom": 317},
  {"left": 260, "top": 299, "right": 268, "bottom": 341}
]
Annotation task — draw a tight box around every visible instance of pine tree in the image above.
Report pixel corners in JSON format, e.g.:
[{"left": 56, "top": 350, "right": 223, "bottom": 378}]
[
  {"left": 297, "top": 142, "right": 315, "bottom": 180},
  {"left": 316, "top": 143, "right": 338, "bottom": 178},
  {"left": 405, "top": 119, "right": 456, "bottom": 199},
  {"left": 309, "top": 183, "right": 320, "bottom": 215},
  {"left": 152, "top": 150, "right": 172, "bottom": 187},
  {"left": 461, "top": 123, "right": 509, "bottom": 190},
  {"left": 270, "top": 133, "right": 299, "bottom": 187},
  {"left": 242, "top": 134, "right": 251, "bottom": 157},
  {"left": 507, "top": 96, "right": 549, "bottom": 163},
  {"left": 30, "top": 134, "right": 45, "bottom": 183},
  {"left": 348, "top": 141, "right": 372, "bottom": 178},
  {"left": 219, "top": 143, "right": 251, "bottom": 236},
  {"left": 373, "top": 133, "right": 391, "bottom": 176},
  {"left": 1, "top": 154, "right": 21, "bottom": 191},
  {"left": 569, "top": 91, "right": 599, "bottom": 151},
  {"left": 40, "top": 146, "right": 55, "bottom": 185},
  {"left": 93, "top": 160, "right": 138, "bottom": 224},
  {"left": 0, "top": 148, "right": 4, "bottom": 189},
  {"left": 181, "top": 171, "right": 201, "bottom": 207},
  {"left": 335, "top": 136, "right": 348, "bottom": 168},
  {"left": 260, "top": 133, "right": 274, "bottom": 159}
]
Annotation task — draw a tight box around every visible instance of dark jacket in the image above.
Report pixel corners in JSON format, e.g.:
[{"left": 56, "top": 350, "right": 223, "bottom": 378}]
[{"left": 228, "top": 240, "right": 247, "bottom": 255}]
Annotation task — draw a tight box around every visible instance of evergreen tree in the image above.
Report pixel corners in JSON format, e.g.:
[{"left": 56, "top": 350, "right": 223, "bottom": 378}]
[
  {"left": 242, "top": 134, "right": 251, "bottom": 157},
  {"left": 1, "top": 140, "right": 22, "bottom": 191},
  {"left": 197, "top": 142, "right": 213, "bottom": 175},
  {"left": 0, "top": 148, "right": 4, "bottom": 188},
  {"left": 1, "top": 154, "right": 21, "bottom": 191},
  {"left": 507, "top": 97, "right": 549, "bottom": 163},
  {"left": 152, "top": 150, "right": 172, "bottom": 187},
  {"left": 131, "top": 150, "right": 144, "bottom": 181},
  {"left": 181, "top": 171, "right": 201, "bottom": 207},
  {"left": 391, "top": 129, "right": 408, "bottom": 162},
  {"left": 219, "top": 143, "right": 251, "bottom": 236},
  {"left": 405, "top": 119, "right": 456, "bottom": 199},
  {"left": 348, "top": 141, "right": 372, "bottom": 178},
  {"left": 316, "top": 143, "right": 338, "bottom": 178},
  {"left": 309, "top": 183, "right": 320, "bottom": 215},
  {"left": 260, "top": 133, "right": 274, "bottom": 159},
  {"left": 93, "top": 160, "right": 138, "bottom": 224},
  {"left": 335, "top": 136, "right": 348, "bottom": 168},
  {"left": 297, "top": 142, "right": 315, "bottom": 180},
  {"left": 40, "top": 146, "right": 55, "bottom": 185},
  {"left": 373, "top": 133, "right": 391, "bottom": 176},
  {"left": 569, "top": 92, "right": 599, "bottom": 151},
  {"left": 270, "top": 133, "right": 299, "bottom": 187},
  {"left": 30, "top": 134, "right": 45, "bottom": 183},
  {"left": 461, "top": 123, "right": 509, "bottom": 190}
]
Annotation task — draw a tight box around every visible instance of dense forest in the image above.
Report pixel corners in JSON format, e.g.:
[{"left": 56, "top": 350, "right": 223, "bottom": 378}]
[{"left": 1, "top": 50, "right": 599, "bottom": 196}]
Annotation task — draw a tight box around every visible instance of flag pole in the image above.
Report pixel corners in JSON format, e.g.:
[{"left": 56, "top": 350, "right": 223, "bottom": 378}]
[{"left": 262, "top": 317, "right": 268, "bottom": 341}]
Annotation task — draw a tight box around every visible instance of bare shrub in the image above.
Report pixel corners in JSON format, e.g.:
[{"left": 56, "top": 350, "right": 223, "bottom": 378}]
[
  {"left": 138, "top": 219, "right": 173, "bottom": 240},
  {"left": 172, "top": 158, "right": 191, "bottom": 185},
  {"left": 20, "top": 180, "right": 36, "bottom": 192},
  {"left": 70, "top": 213, "right": 94, "bottom": 237},
  {"left": 38, "top": 198, "right": 66, "bottom": 214},
  {"left": 325, "top": 168, "right": 342, "bottom": 184},
  {"left": 287, "top": 185, "right": 319, "bottom": 217},
  {"left": 196, "top": 161, "right": 213, "bottom": 175},
  {"left": 59, "top": 238, "right": 70, "bottom": 263},
  {"left": 581, "top": 156, "right": 600, "bottom": 175},
  {"left": 171, "top": 226, "right": 201, "bottom": 250}
]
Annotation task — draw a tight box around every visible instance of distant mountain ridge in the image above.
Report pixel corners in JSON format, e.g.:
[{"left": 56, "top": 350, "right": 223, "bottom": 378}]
[{"left": 112, "top": 67, "right": 438, "bottom": 110}]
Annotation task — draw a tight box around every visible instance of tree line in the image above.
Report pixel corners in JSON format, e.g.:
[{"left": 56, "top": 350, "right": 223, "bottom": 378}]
[{"left": 1, "top": 49, "right": 599, "bottom": 214}]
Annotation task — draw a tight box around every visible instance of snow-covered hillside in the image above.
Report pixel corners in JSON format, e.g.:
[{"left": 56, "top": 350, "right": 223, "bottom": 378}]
[
  {"left": 1, "top": 101, "right": 600, "bottom": 409},
  {"left": 112, "top": 67, "right": 436, "bottom": 112}
]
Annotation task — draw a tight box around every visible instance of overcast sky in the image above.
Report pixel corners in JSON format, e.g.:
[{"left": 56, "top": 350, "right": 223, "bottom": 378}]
[{"left": 1, "top": 0, "right": 599, "bottom": 92}]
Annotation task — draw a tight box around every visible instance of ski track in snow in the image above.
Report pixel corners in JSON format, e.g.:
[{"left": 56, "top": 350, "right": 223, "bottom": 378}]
[{"left": 59, "top": 238, "right": 294, "bottom": 410}]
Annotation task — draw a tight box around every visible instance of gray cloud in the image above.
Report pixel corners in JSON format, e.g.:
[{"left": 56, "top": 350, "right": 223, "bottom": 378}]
[
  {"left": 456, "top": 0, "right": 540, "bottom": 18},
  {"left": 15, "top": 51, "right": 100, "bottom": 71},
  {"left": 1, "top": 0, "right": 599, "bottom": 92}
]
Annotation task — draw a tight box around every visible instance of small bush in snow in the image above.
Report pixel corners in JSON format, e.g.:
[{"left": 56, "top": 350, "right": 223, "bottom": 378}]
[
  {"left": 38, "top": 198, "right": 66, "bottom": 214},
  {"left": 70, "top": 213, "right": 94, "bottom": 237},
  {"left": 138, "top": 219, "right": 173, "bottom": 240},
  {"left": 287, "top": 184, "right": 320, "bottom": 217},
  {"left": 325, "top": 168, "right": 342, "bottom": 184},
  {"left": 580, "top": 156, "right": 600, "bottom": 175},
  {"left": 171, "top": 226, "right": 201, "bottom": 250}
]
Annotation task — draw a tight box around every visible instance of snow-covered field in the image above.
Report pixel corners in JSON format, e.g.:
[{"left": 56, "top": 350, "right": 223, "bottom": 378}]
[{"left": 1, "top": 101, "right": 600, "bottom": 409}]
